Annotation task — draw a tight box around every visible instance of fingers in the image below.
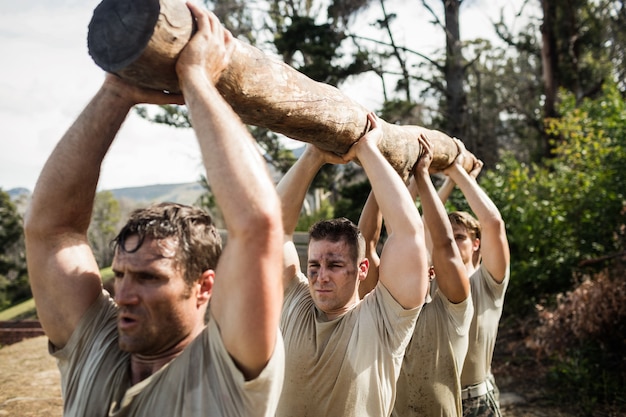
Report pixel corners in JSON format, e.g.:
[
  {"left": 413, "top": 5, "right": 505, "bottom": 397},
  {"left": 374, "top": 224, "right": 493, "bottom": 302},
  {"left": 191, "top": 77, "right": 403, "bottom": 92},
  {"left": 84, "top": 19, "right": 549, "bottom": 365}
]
[
  {"left": 366, "top": 112, "right": 379, "bottom": 130},
  {"left": 417, "top": 133, "right": 432, "bottom": 156},
  {"left": 342, "top": 112, "right": 383, "bottom": 163},
  {"left": 470, "top": 159, "right": 484, "bottom": 178},
  {"left": 305, "top": 144, "right": 346, "bottom": 165},
  {"left": 181, "top": 2, "right": 233, "bottom": 83},
  {"left": 413, "top": 133, "right": 433, "bottom": 174},
  {"left": 103, "top": 73, "right": 185, "bottom": 105}
]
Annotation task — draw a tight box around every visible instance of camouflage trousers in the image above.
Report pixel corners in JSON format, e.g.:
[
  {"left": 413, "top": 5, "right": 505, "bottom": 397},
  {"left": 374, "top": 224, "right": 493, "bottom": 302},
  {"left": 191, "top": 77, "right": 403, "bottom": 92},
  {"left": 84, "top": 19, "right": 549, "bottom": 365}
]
[
  {"left": 461, "top": 390, "right": 502, "bottom": 417},
  {"left": 461, "top": 376, "right": 502, "bottom": 417}
]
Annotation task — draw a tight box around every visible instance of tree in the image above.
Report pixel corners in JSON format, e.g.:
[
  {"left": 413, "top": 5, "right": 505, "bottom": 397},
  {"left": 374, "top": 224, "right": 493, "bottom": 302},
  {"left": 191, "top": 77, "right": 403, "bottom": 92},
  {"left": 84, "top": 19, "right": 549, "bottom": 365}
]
[
  {"left": 88, "top": 191, "right": 122, "bottom": 268},
  {"left": 0, "top": 189, "right": 28, "bottom": 309},
  {"left": 478, "top": 82, "right": 626, "bottom": 315},
  {"left": 495, "top": 0, "right": 625, "bottom": 161}
]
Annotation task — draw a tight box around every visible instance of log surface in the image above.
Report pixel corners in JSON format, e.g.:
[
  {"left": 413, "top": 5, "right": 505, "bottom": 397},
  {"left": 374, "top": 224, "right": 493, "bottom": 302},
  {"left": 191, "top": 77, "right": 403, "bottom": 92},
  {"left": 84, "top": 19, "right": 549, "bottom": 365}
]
[{"left": 87, "top": 0, "right": 475, "bottom": 177}]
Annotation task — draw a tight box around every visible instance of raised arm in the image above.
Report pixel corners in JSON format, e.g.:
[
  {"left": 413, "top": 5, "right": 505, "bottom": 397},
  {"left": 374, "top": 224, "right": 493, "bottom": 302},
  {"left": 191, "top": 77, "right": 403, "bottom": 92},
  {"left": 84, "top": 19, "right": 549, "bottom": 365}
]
[
  {"left": 175, "top": 4, "right": 283, "bottom": 379},
  {"left": 412, "top": 135, "right": 469, "bottom": 304},
  {"left": 436, "top": 141, "right": 481, "bottom": 206},
  {"left": 344, "top": 114, "right": 428, "bottom": 309},
  {"left": 444, "top": 144, "right": 510, "bottom": 283},
  {"left": 23, "top": 75, "right": 181, "bottom": 349},
  {"left": 357, "top": 190, "right": 383, "bottom": 298},
  {"left": 276, "top": 145, "right": 345, "bottom": 288}
]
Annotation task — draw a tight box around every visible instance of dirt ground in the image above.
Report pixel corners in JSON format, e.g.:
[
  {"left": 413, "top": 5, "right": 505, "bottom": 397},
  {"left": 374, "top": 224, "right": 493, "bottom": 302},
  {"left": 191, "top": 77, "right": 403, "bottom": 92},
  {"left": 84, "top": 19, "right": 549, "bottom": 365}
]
[
  {"left": 0, "top": 334, "right": 577, "bottom": 417},
  {"left": 0, "top": 336, "right": 62, "bottom": 417}
]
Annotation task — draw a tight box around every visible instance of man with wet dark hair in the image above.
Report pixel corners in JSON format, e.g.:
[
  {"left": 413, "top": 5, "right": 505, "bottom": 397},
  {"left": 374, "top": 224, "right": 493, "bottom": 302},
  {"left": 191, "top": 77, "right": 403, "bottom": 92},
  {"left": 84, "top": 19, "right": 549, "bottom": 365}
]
[{"left": 24, "top": 4, "right": 284, "bottom": 416}]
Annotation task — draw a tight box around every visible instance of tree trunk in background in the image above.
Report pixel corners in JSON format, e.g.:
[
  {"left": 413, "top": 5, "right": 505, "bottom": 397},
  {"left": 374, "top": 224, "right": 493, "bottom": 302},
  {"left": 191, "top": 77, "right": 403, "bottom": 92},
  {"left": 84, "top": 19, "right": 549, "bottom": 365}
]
[
  {"left": 87, "top": 0, "right": 476, "bottom": 178},
  {"left": 540, "top": 0, "right": 559, "bottom": 159},
  {"left": 443, "top": 0, "right": 466, "bottom": 141}
]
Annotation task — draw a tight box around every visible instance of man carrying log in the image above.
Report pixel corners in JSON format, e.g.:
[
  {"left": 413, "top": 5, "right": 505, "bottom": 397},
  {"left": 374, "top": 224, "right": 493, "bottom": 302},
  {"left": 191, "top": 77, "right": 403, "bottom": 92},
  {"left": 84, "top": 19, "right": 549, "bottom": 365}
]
[
  {"left": 275, "top": 113, "right": 430, "bottom": 416},
  {"left": 24, "top": 4, "right": 284, "bottom": 416}
]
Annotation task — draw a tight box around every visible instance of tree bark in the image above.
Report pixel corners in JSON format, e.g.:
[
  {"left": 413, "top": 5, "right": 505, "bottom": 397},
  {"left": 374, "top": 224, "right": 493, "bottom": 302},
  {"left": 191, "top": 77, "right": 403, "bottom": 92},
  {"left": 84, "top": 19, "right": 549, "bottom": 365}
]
[{"left": 87, "top": 0, "right": 476, "bottom": 178}]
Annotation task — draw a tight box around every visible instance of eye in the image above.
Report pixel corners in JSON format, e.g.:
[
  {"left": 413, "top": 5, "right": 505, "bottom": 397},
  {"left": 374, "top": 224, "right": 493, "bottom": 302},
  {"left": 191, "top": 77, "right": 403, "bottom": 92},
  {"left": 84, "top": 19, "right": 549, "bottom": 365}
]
[
  {"left": 113, "top": 270, "right": 123, "bottom": 279},
  {"left": 137, "top": 273, "right": 158, "bottom": 281}
]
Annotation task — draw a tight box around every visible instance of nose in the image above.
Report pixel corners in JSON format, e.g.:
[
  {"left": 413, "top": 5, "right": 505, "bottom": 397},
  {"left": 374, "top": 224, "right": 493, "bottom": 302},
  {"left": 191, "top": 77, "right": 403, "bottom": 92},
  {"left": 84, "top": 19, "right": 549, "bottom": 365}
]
[
  {"left": 113, "top": 275, "right": 139, "bottom": 306},
  {"left": 317, "top": 267, "right": 331, "bottom": 283}
]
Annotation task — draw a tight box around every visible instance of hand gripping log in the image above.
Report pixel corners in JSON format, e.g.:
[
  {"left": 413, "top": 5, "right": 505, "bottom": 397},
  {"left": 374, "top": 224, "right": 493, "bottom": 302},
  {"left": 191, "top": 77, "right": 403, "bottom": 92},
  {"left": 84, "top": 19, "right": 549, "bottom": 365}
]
[{"left": 87, "top": 0, "right": 476, "bottom": 179}]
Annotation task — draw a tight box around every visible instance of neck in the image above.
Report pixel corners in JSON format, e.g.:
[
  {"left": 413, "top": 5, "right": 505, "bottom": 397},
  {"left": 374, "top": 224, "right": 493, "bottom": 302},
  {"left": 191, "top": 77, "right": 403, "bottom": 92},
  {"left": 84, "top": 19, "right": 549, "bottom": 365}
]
[
  {"left": 321, "top": 299, "right": 360, "bottom": 321},
  {"left": 129, "top": 326, "right": 204, "bottom": 385},
  {"left": 465, "top": 261, "right": 478, "bottom": 277},
  {"left": 130, "top": 352, "right": 180, "bottom": 384}
]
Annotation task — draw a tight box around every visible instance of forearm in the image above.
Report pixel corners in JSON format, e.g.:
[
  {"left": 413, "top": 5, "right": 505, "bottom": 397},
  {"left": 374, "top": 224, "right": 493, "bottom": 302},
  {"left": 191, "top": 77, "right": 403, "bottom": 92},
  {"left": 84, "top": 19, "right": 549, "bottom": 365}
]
[
  {"left": 358, "top": 145, "right": 422, "bottom": 237},
  {"left": 358, "top": 191, "right": 383, "bottom": 298},
  {"left": 276, "top": 148, "right": 325, "bottom": 235},
  {"left": 415, "top": 173, "right": 454, "bottom": 250},
  {"left": 358, "top": 191, "right": 383, "bottom": 249},
  {"left": 183, "top": 73, "right": 280, "bottom": 233},
  {"left": 437, "top": 176, "right": 456, "bottom": 204},
  {"left": 26, "top": 85, "right": 133, "bottom": 236},
  {"left": 449, "top": 167, "right": 502, "bottom": 224}
]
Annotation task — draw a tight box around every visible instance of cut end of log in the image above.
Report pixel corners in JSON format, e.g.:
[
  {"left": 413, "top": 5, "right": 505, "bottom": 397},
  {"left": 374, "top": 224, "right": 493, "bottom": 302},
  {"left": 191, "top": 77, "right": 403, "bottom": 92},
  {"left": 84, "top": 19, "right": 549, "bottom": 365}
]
[
  {"left": 87, "top": 0, "right": 196, "bottom": 93},
  {"left": 88, "top": 0, "right": 160, "bottom": 72}
]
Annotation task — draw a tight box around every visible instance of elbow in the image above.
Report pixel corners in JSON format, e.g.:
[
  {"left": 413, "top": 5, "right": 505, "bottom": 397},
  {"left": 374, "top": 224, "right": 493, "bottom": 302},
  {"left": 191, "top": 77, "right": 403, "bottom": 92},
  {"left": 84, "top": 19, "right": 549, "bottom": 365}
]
[
  {"left": 232, "top": 196, "right": 284, "bottom": 244},
  {"left": 483, "top": 214, "right": 506, "bottom": 234},
  {"left": 23, "top": 203, "right": 50, "bottom": 241}
]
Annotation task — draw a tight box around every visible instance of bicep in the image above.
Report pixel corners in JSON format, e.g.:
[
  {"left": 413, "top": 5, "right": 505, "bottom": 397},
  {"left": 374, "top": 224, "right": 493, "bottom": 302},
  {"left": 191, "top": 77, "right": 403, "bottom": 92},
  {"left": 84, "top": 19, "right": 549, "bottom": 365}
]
[
  {"left": 26, "top": 235, "right": 103, "bottom": 348},
  {"left": 479, "top": 221, "right": 510, "bottom": 283},
  {"left": 431, "top": 250, "right": 470, "bottom": 304},
  {"left": 210, "top": 232, "right": 283, "bottom": 379},
  {"left": 378, "top": 233, "right": 429, "bottom": 309}
]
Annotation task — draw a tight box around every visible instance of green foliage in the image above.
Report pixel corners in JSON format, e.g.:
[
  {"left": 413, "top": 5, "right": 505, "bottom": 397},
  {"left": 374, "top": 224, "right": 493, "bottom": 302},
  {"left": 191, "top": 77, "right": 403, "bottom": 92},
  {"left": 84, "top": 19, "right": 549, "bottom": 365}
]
[
  {"left": 295, "top": 198, "right": 335, "bottom": 232},
  {"left": 249, "top": 126, "right": 297, "bottom": 175},
  {"left": 546, "top": 341, "right": 624, "bottom": 414},
  {"left": 479, "top": 82, "right": 626, "bottom": 315},
  {"left": 274, "top": 16, "right": 342, "bottom": 85},
  {"left": 0, "top": 189, "right": 28, "bottom": 310},
  {"left": 0, "top": 298, "right": 36, "bottom": 321},
  {"left": 532, "top": 265, "right": 626, "bottom": 413},
  {"left": 88, "top": 191, "right": 122, "bottom": 269},
  {"left": 333, "top": 180, "right": 371, "bottom": 225}
]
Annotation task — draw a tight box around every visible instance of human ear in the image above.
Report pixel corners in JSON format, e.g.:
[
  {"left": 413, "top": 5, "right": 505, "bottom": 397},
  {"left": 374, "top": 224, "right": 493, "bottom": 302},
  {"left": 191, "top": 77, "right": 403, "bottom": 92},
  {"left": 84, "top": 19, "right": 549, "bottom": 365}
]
[
  {"left": 358, "top": 258, "right": 369, "bottom": 281},
  {"left": 197, "top": 269, "right": 215, "bottom": 306}
]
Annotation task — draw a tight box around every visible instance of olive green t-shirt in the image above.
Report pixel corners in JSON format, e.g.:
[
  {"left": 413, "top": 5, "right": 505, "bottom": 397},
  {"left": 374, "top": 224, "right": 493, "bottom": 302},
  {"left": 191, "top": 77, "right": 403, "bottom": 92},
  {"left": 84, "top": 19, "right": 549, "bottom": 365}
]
[
  {"left": 461, "top": 263, "right": 510, "bottom": 387},
  {"left": 278, "top": 273, "right": 420, "bottom": 417},
  {"left": 51, "top": 291, "right": 284, "bottom": 417},
  {"left": 392, "top": 289, "right": 473, "bottom": 417}
]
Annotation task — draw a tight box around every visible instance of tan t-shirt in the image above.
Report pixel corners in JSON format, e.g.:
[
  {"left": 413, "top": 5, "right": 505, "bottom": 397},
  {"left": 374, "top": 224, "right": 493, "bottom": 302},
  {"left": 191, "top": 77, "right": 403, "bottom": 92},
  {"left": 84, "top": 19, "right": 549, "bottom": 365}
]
[
  {"left": 51, "top": 291, "right": 284, "bottom": 417},
  {"left": 392, "top": 289, "right": 473, "bottom": 417},
  {"left": 461, "top": 263, "right": 510, "bottom": 387},
  {"left": 277, "top": 273, "right": 420, "bottom": 417}
]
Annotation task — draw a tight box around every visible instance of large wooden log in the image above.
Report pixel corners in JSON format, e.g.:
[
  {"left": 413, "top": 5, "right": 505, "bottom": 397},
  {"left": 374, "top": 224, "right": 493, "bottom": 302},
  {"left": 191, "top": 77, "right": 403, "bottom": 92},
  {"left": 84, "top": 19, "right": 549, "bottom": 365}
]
[{"left": 87, "top": 0, "right": 475, "bottom": 178}]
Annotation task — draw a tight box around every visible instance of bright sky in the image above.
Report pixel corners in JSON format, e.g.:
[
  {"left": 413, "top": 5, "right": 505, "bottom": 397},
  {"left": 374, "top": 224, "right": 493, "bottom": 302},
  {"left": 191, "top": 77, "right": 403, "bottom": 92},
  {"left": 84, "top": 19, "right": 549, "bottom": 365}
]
[{"left": 0, "top": 0, "right": 526, "bottom": 192}]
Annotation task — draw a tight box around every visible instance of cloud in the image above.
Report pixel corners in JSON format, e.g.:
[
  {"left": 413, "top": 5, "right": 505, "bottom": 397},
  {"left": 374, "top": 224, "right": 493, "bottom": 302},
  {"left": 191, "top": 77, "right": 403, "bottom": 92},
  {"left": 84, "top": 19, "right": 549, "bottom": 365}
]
[
  {"left": 0, "top": 0, "right": 527, "bottom": 192},
  {"left": 0, "top": 0, "right": 203, "bottom": 191}
]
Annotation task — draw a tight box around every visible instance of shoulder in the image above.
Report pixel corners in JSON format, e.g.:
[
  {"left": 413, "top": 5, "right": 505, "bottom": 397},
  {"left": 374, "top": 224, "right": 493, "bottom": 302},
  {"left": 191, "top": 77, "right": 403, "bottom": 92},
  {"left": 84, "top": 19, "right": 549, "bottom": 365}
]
[{"left": 470, "top": 264, "right": 509, "bottom": 307}]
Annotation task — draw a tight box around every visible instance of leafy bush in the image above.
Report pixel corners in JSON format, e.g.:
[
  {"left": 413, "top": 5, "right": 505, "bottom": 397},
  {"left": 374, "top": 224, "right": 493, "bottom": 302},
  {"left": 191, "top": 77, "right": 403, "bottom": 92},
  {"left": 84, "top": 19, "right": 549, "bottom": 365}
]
[
  {"left": 531, "top": 261, "right": 626, "bottom": 413},
  {"left": 0, "top": 189, "right": 29, "bottom": 310},
  {"left": 478, "top": 82, "right": 626, "bottom": 315}
]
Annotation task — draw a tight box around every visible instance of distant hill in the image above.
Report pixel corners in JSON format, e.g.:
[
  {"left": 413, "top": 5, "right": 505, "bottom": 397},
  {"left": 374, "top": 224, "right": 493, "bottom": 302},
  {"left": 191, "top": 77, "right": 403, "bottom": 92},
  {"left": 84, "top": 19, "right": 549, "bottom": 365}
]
[
  {"left": 6, "top": 188, "right": 29, "bottom": 200},
  {"left": 109, "top": 182, "right": 204, "bottom": 206},
  {"left": 6, "top": 182, "right": 205, "bottom": 214}
]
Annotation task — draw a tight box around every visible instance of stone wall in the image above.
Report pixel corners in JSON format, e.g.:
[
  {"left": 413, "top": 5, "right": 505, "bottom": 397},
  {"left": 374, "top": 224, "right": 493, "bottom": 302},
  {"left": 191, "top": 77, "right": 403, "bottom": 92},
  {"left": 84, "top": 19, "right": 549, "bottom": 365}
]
[{"left": 0, "top": 320, "right": 45, "bottom": 346}]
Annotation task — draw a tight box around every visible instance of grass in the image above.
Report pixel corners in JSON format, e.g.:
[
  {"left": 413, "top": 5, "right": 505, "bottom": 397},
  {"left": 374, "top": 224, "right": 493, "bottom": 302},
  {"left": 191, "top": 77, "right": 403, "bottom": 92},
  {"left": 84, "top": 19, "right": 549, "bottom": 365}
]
[
  {"left": 0, "top": 298, "right": 37, "bottom": 321},
  {"left": 0, "top": 267, "right": 115, "bottom": 321}
]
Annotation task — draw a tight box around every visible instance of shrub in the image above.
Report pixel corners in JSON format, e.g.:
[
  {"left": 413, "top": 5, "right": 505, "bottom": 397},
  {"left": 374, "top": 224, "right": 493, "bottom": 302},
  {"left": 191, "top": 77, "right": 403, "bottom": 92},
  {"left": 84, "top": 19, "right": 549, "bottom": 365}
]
[
  {"left": 531, "top": 259, "right": 626, "bottom": 413},
  {"left": 478, "top": 82, "right": 626, "bottom": 315}
]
